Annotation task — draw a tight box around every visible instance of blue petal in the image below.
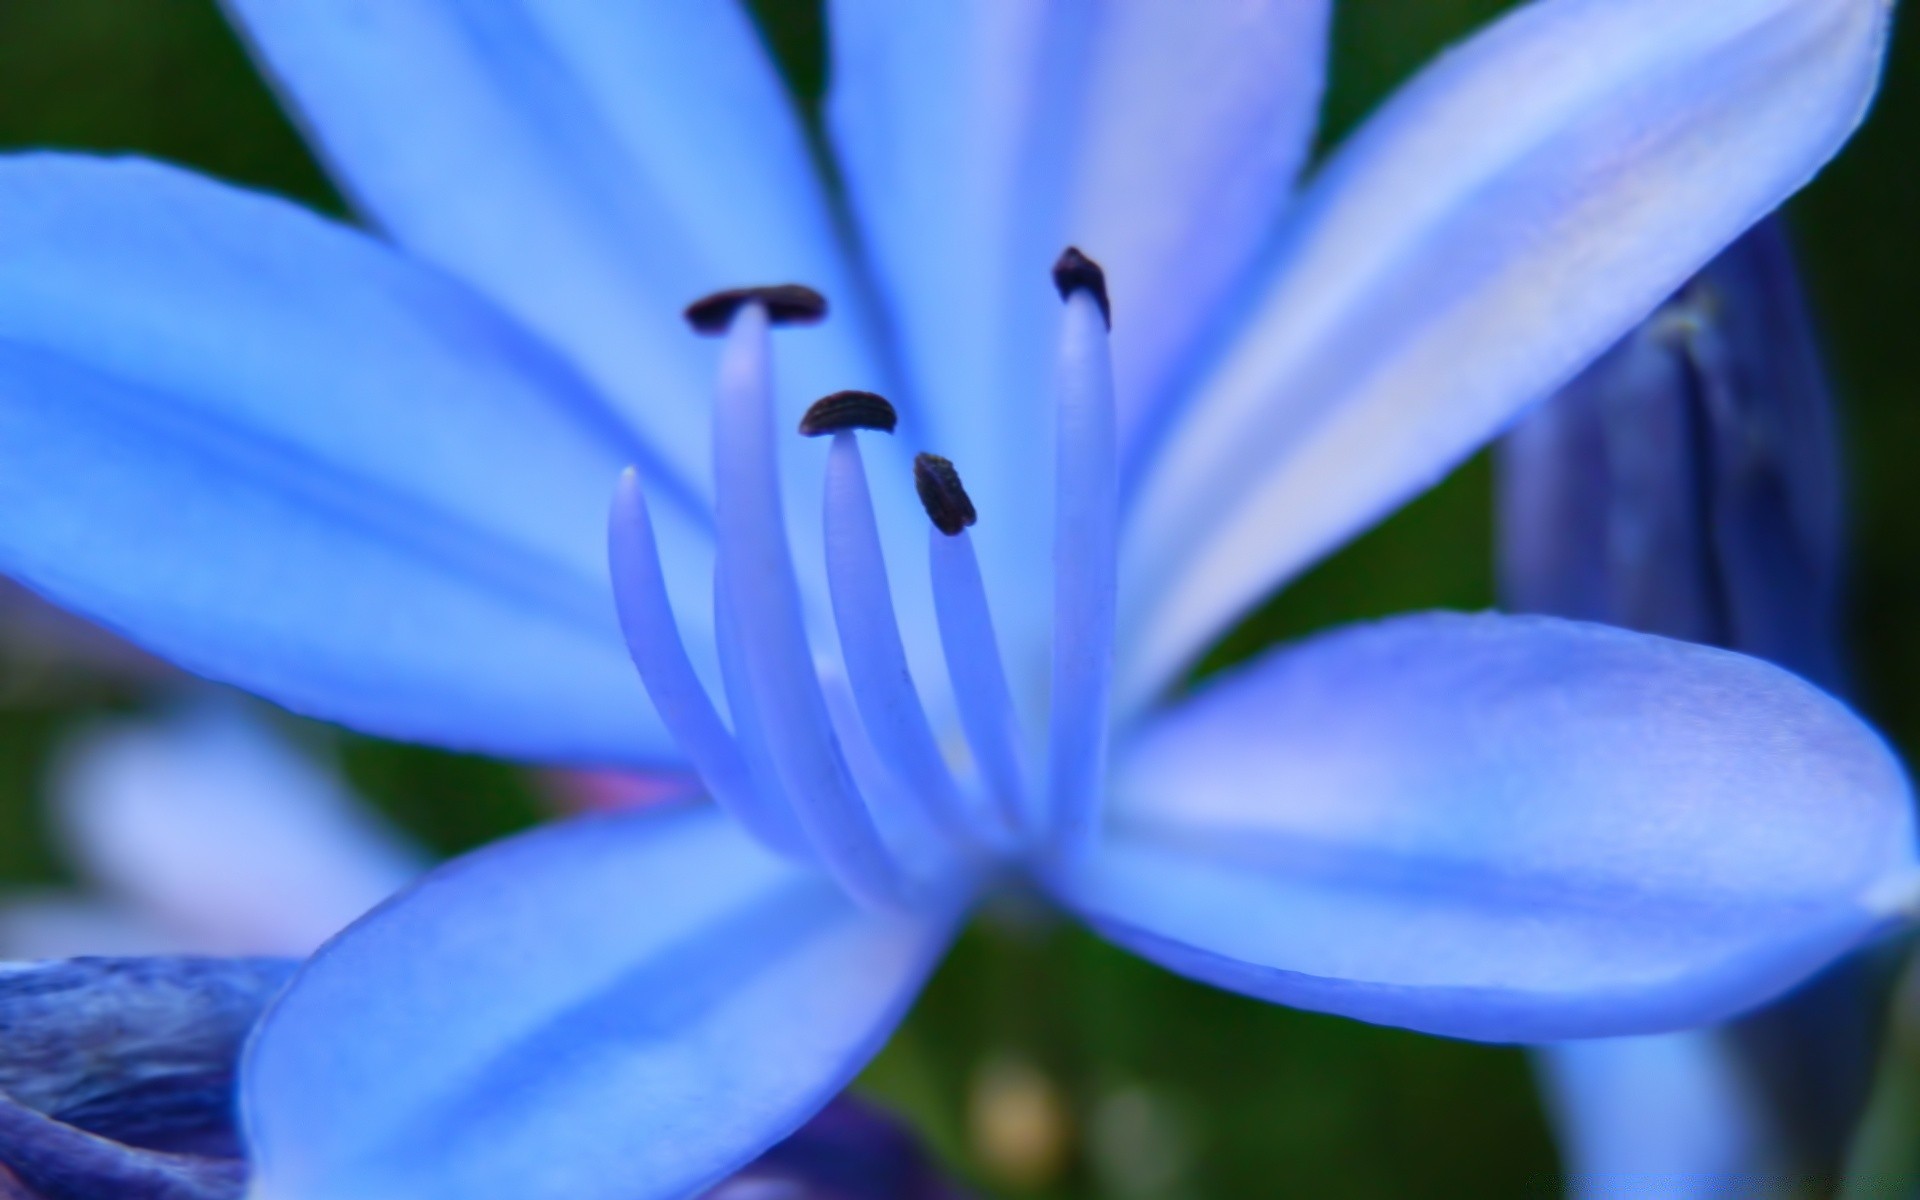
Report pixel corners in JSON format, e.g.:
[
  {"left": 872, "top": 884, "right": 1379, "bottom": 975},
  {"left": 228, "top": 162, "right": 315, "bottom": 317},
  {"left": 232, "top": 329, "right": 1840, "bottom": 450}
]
[
  {"left": 1067, "top": 2, "right": 1331, "bottom": 463},
  {"left": 827, "top": 2, "right": 1329, "bottom": 661},
  {"left": 241, "top": 806, "right": 962, "bottom": 1200},
  {"left": 0, "top": 154, "right": 696, "bottom": 763},
  {"left": 1121, "top": 0, "right": 1892, "bottom": 700},
  {"left": 1535, "top": 1034, "right": 1772, "bottom": 1197},
  {"left": 1060, "top": 613, "right": 1917, "bottom": 1041},
  {"left": 222, "top": 0, "right": 887, "bottom": 504}
]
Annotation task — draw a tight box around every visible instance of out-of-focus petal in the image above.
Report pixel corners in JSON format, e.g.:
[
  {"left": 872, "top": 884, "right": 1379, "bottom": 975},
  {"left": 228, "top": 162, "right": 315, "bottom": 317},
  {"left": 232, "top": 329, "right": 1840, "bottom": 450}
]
[
  {"left": 1499, "top": 322, "right": 1712, "bottom": 636},
  {"left": 242, "top": 806, "right": 961, "bottom": 1200},
  {"left": 1535, "top": 1033, "right": 1775, "bottom": 1199},
  {"left": 0, "top": 154, "right": 698, "bottom": 764},
  {"left": 221, "top": 0, "right": 886, "bottom": 504},
  {"left": 827, "top": 2, "right": 1329, "bottom": 660},
  {"left": 1060, "top": 613, "right": 1917, "bottom": 1041},
  {"left": 1122, "top": 0, "right": 1891, "bottom": 699},
  {"left": 50, "top": 704, "right": 422, "bottom": 956}
]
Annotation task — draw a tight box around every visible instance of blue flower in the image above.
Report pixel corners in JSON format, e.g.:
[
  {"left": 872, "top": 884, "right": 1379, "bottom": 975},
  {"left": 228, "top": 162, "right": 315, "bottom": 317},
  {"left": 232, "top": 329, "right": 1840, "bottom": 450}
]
[{"left": 0, "top": 2, "right": 1911, "bottom": 1197}]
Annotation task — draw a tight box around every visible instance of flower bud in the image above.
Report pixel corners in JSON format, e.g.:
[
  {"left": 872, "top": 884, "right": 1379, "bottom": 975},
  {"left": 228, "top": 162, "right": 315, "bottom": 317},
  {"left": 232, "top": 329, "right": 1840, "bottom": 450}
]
[{"left": 1500, "top": 217, "right": 1878, "bottom": 1187}]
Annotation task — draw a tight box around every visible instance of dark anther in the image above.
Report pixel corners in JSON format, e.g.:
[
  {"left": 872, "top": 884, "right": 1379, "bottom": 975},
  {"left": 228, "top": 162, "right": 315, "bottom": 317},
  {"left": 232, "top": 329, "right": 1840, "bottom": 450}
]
[
  {"left": 913, "top": 454, "right": 977, "bottom": 536},
  {"left": 1051, "top": 246, "right": 1111, "bottom": 329},
  {"left": 684, "top": 285, "right": 829, "bottom": 335},
  {"left": 799, "top": 390, "right": 898, "bottom": 437}
]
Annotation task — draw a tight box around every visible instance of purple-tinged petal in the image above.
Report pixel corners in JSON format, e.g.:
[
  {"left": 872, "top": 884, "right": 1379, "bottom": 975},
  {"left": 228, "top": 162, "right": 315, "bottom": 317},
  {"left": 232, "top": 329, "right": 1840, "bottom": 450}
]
[
  {"left": 1122, "top": 0, "right": 1891, "bottom": 699},
  {"left": 1060, "top": 613, "right": 1917, "bottom": 1041},
  {"left": 0, "top": 1095, "right": 246, "bottom": 1200},
  {"left": 0, "top": 957, "right": 294, "bottom": 1161},
  {"left": 827, "top": 2, "right": 1328, "bottom": 661},
  {"left": 242, "top": 806, "right": 963, "bottom": 1200},
  {"left": 50, "top": 704, "right": 422, "bottom": 956},
  {"left": 0, "top": 154, "right": 702, "bottom": 764},
  {"left": 221, "top": 0, "right": 886, "bottom": 504}
]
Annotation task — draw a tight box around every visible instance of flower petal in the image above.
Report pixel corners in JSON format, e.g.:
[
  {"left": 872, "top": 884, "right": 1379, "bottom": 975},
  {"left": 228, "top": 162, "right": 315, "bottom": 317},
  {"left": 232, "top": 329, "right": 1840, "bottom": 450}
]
[
  {"left": 827, "top": 1, "right": 1329, "bottom": 658},
  {"left": 242, "top": 806, "right": 961, "bottom": 1200},
  {"left": 1069, "top": 2, "right": 1331, "bottom": 461},
  {"left": 1061, "top": 613, "right": 1917, "bottom": 1041},
  {"left": 0, "top": 154, "right": 699, "bottom": 763},
  {"left": 1535, "top": 1033, "right": 1772, "bottom": 1196},
  {"left": 51, "top": 704, "right": 422, "bottom": 956},
  {"left": 222, "top": 0, "right": 885, "bottom": 499},
  {"left": 1121, "top": 0, "right": 1892, "bottom": 697},
  {"left": 0, "top": 956, "right": 296, "bottom": 1159}
]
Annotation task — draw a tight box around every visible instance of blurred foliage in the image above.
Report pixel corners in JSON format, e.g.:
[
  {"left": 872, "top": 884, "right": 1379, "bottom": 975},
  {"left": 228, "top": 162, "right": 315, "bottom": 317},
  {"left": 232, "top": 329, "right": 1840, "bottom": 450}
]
[{"left": 0, "top": 1, "right": 1916, "bottom": 1197}]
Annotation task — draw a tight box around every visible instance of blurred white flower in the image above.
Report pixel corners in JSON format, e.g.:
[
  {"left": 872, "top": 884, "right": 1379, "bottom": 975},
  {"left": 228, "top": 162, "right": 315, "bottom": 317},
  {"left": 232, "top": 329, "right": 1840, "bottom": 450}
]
[{"left": 0, "top": 701, "right": 422, "bottom": 959}]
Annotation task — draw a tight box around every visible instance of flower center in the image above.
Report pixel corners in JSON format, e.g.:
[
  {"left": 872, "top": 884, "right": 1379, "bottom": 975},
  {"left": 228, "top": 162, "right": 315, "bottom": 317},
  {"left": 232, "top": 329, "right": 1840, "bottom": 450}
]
[{"left": 609, "top": 254, "right": 1118, "bottom": 909}]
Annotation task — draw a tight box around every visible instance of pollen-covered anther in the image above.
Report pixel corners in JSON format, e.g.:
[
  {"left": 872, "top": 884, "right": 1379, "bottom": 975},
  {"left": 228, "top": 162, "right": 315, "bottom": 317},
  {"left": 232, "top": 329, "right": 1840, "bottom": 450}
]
[
  {"left": 683, "top": 284, "right": 829, "bottom": 335},
  {"left": 913, "top": 454, "right": 977, "bottom": 536},
  {"left": 1051, "top": 246, "right": 1111, "bottom": 329},
  {"left": 799, "top": 390, "right": 898, "bottom": 437}
]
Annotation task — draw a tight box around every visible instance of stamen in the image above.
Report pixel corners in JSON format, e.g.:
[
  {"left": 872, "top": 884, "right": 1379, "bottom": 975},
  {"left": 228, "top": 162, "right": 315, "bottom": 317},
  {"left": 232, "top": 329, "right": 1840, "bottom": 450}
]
[
  {"left": 711, "top": 302, "right": 904, "bottom": 906},
  {"left": 822, "top": 432, "right": 982, "bottom": 849},
  {"left": 800, "top": 390, "right": 899, "bottom": 437},
  {"left": 684, "top": 284, "right": 828, "bottom": 335},
  {"left": 922, "top": 465, "right": 1033, "bottom": 836},
  {"left": 712, "top": 558, "right": 813, "bottom": 855},
  {"left": 914, "top": 454, "right": 977, "bottom": 536},
  {"left": 819, "top": 667, "right": 953, "bottom": 878},
  {"left": 607, "top": 469, "right": 809, "bottom": 856},
  {"left": 1047, "top": 271, "right": 1119, "bottom": 856},
  {"left": 1051, "top": 247, "right": 1111, "bottom": 330}
]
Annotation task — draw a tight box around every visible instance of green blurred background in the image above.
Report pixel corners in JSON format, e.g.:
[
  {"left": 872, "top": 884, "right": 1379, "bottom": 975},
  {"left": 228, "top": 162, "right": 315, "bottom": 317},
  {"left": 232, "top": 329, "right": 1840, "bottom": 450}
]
[{"left": 0, "top": 2, "right": 1915, "bottom": 1196}]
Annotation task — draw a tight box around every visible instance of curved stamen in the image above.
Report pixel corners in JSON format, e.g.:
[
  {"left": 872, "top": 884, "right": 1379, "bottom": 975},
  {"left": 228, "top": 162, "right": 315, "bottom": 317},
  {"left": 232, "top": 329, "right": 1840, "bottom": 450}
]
[
  {"left": 712, "top": 302, "right": 904, "bottom": 906},
  {"left": 923, "top": 475, "right": 1033, "bottom": 838},
  {"left": 712, "top": 557, "right": 813, "bottom": 855},
  {"left": 818, "top": 667, "right": 953, "bottom": 876},
  {"left": 1048, "top": 250, "right": 1119, "bottom": 856},
  {"left": 608, "top": 469, "right": 809, "bottom": 856},
  {"left": 822, "top": 427, "right": 982, "bottom": 849}
]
